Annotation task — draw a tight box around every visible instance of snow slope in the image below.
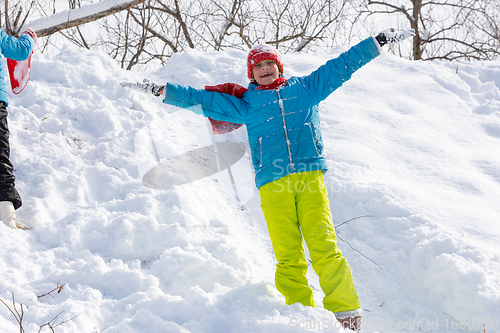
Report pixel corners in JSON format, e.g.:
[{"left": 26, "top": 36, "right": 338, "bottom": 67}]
[{"left": 1, "top": 43, "right": 499, "bottom": 332}]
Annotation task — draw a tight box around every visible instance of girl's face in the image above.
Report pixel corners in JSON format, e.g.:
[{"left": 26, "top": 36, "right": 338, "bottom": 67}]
[{"left": 252, "top": 60, "right": 280, "bottom": 86}]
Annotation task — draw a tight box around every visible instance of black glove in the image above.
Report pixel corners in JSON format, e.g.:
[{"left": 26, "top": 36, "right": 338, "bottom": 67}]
[
  {"left": 375, "top": 28, "right": 415, "bottom": 47},
  {"left": 120, "top": 79, "right": 164, "bottom": 97}
]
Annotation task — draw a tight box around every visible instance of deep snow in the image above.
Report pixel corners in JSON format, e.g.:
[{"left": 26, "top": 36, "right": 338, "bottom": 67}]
[{"left": 0, "top": 41, "right": 499, "bottom": 333}]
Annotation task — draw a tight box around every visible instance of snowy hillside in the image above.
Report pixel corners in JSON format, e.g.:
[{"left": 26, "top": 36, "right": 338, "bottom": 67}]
[{"left": 1, "top": 44, "right": 499, "bottom": 332}]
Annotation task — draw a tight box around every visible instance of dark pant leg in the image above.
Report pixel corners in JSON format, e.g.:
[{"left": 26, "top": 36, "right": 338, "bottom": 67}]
[{"left": 0, "top": 102, "right": 22, "bottom": 209}]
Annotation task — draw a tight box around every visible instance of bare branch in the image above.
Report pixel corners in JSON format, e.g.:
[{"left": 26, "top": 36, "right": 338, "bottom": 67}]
[
  {"left": 153, "top": 0, "right": 195, "bottom": 48},
  {"left": 31, "top": 0, "right": 147, "bottom": 37},
  {"left": 37, "top": 282, "right": 66, "bottom": 299},
  {"left": 38, "top": 310, "right": 82, "bottom": 332},
  {"left": 363, "top": 0, "right": 499, "bottom": 60},
  {"left": 128, "top": 8, "right": 178, "bottom": 53},
  {"left": 0, "top": 293, "right": 26, "bottom": 333}
]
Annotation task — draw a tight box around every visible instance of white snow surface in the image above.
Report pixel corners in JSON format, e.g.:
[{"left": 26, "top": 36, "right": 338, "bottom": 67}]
[{"left": 1, "top": 45, "right": 500, "bottom": 332}]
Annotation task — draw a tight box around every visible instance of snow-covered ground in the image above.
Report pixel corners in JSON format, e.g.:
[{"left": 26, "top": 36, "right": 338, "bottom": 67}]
[{"left": 1, "top": 43, "right": 499, "bottom": 332}]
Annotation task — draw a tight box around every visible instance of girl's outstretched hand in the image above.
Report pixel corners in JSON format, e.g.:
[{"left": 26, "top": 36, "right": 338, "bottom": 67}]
[
  {"left": 120, "top": 79, "right": 164, "bottom": 97},
  {"left": 375, "top": 28, "right": 415, "bottom": 47}
]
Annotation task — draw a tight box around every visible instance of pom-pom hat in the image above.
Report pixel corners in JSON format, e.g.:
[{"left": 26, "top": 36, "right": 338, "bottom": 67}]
[{"left": 247, "top": 44, "right": 284, "bottom": 81}]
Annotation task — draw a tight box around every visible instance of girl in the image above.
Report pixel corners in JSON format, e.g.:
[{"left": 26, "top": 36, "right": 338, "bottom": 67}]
[{"left": 123, "top": 28, "right": 414, "bottom": 332}]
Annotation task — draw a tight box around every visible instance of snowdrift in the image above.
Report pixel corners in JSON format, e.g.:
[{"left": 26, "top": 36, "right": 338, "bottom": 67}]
[{"left": 1, "top": 44, "right": 499, "bottom": 332}]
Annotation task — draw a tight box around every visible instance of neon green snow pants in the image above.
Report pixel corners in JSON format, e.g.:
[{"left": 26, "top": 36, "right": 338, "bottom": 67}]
[{"left": 260, "top": 170, "right": 360, "bottom": 313}]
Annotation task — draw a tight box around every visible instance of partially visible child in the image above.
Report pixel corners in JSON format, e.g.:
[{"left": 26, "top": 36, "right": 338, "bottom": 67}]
[
  {"left": 122, "top": 28, "right": 414, "bottom": 332},
  {"left": 0, "top": 28, "right": 37, "bottom": 229}
]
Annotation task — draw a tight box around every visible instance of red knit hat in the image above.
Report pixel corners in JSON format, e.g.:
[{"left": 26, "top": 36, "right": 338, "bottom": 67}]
[{"left": 247, "top": 44, "right": 284, "bottom": 81}]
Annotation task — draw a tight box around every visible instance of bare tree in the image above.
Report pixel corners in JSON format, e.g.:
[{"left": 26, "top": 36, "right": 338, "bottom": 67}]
[
  {"left": 361, "top": 0, "right": 500, "bottom": 60},
  {"left": 3, "top": 0, "right": 498, "bottom": 70},
  {"left": 0, "top": 0, "right": 366, "bottom": 70},
  {"left": 200, "top": 0, "right": 250, "bottom": 50},
  {"left": 1, "top": 0, "right": 151, "bottom": 66},
  {"left": 190, "top": 0, "right": 357, "bottom": 52},
  {"left": 52, "top": 0, "right": 359, "bottom": 69}
]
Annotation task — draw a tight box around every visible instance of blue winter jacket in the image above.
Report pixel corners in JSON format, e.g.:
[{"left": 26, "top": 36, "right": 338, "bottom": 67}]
[
  {"left": 163, "top": 37, "right": 380, "bottom": 189},
  {"left": 0, "top": 30, "right": 35, "bottom": 106}
]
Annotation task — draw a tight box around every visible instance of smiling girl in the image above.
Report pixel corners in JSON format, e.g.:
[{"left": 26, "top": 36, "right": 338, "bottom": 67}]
[{"left": 122, "top": 28, "right": 414, "bottom": 332}]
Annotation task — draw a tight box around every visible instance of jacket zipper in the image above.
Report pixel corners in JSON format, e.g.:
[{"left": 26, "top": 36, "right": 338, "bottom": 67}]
[{"left": 277, "top": 90, "right": 295, "bottom": 172}]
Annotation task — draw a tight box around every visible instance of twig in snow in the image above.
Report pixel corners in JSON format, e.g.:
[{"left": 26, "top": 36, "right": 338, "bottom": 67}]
[
  {"left": 336, "top": 233, "right": 383, "bottom": 270},
  {"left": 0, "top": 292, "right": 26, "bottom": 333},
  {"left": 37, "top": 282, "right": 66, "bottom": 299},
  {"left": 333, "top": 215, "right": 382, "bottom": 270},
  {"left": 1, "top": 289, "right": 80, "bottom": 333},
  {"left": 38, "top": 310, "right": 82, "bottom": 333},
  {"left": 334, "top": 215, "right": 374, "bottom": 228}
]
